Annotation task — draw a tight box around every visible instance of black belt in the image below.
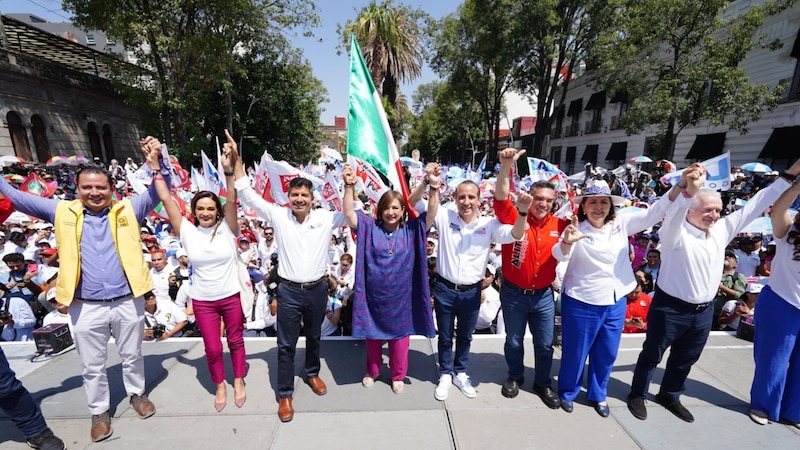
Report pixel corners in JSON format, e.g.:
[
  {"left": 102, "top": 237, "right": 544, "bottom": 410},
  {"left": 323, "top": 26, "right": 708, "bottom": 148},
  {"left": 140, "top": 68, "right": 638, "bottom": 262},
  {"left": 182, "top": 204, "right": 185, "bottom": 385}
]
[
  {"left": 504, "top": 279, "right": 551, "bottom": 296},
  {"left": 79, "top": 294, "right": 129, "bottom": 303},
  {"left": 655, "top": 286, "right": 712, "bottom": 312},
  {"left": 279, "top": 276, "right": 326, "bottom": 291},
  {"left": 437, "top": 277, "right": 481, "bottom": 292}
]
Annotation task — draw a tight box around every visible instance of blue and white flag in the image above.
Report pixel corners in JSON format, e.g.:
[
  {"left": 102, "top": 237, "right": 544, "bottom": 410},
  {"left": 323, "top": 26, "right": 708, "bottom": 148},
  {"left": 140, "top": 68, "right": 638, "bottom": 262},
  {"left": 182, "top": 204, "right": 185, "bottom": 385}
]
[
  {"left": 661, "top": 152, "right": 731, "bottom": 191},
  {"left": 471, "top": 155, "right": 487, "bottom": 183}
]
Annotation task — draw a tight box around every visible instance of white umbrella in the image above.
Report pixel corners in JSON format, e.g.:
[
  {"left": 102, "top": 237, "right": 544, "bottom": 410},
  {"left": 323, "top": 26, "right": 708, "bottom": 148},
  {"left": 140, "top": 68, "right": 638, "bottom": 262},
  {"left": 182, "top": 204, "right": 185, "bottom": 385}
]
[
  {"left": 0, "top": 155, "right": 26, "bottom": 167},
  {"left": 3, "top": 210, "right": 35, "bottom": 224}
]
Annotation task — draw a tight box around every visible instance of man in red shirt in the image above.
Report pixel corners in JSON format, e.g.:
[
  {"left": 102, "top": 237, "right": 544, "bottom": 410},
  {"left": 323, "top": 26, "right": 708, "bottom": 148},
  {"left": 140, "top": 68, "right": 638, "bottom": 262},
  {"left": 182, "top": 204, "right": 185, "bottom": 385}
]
[
  {"left": 624, "top": 280, "right": 651, "bottom": 333},
  {"left": 493, "top": 149, "right": 568, "bottom": 408}
]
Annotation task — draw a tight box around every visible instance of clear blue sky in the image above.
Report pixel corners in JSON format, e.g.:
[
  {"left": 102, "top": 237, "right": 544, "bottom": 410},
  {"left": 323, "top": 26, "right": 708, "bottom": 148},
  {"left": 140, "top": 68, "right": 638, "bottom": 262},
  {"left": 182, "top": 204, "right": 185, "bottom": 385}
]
[{"left": 1, "top": 0, "right": 465, "bottom": 125}]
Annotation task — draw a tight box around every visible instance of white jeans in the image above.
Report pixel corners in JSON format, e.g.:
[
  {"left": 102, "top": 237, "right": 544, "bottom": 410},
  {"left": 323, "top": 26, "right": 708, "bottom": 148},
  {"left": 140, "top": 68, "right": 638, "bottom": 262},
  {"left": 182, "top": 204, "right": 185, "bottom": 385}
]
[{"left": 69, "top": 295, "right": 145, "bottom": 415}]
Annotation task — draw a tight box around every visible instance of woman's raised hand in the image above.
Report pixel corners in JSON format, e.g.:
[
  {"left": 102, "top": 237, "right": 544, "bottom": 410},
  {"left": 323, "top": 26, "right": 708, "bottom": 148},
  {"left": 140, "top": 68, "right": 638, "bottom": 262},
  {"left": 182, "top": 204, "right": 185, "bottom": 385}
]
[{"left": 563, "top": 215, "right": 587, "bottom": 244}]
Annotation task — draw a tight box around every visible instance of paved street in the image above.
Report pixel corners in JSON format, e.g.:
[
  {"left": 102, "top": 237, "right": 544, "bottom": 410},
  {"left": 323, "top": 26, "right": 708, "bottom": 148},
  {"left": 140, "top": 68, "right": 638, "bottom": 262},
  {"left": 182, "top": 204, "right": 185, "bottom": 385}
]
[{"left": 2, "top": 333, "right": 798, "bottom": 449}]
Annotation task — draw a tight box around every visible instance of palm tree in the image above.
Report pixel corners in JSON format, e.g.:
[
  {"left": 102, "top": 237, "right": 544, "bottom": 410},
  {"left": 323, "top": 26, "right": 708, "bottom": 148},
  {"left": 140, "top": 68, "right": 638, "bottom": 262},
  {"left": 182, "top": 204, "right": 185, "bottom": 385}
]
[{"left": 343, "top": 0, "right": 425, "bottom": 134}]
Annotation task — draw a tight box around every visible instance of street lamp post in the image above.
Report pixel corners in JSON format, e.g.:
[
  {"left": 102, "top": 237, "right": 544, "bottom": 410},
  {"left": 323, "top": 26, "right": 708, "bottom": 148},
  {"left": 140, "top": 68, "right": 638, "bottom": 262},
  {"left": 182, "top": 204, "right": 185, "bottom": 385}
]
[{"left": 239, "top": 96, "right": 260, "bottom": 159}]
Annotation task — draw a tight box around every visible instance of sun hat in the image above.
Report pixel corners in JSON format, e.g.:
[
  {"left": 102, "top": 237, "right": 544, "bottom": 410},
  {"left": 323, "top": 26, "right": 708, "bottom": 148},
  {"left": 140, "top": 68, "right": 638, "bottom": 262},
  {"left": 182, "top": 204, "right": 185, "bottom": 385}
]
[{"left": 571, "top": 179, "right": 626, "bottom": 206}]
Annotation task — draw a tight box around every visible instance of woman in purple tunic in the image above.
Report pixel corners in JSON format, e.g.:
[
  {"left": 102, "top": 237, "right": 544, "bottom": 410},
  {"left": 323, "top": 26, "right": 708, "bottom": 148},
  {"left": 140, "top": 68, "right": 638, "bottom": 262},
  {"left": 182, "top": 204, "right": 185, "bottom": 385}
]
[{"left": 342, "top": 162, "right": 440, "bottom": 393}]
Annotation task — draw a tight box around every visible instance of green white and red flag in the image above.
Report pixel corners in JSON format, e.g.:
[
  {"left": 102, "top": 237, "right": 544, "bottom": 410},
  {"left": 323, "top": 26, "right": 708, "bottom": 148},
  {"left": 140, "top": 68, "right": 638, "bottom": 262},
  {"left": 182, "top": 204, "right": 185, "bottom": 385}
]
[
  {"left": 19, "top": 173, "right": 55, "bottom": 198},
  {"left": 346, "top": 35, "right": 411, "bottom": 207}
]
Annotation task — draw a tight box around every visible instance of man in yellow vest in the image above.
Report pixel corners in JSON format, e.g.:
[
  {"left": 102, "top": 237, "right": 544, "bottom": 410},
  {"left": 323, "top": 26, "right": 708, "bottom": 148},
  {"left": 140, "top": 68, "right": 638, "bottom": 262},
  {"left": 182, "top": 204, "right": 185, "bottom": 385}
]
[{"left": 0, "top": 138, "right": 165, "bottom": 442}]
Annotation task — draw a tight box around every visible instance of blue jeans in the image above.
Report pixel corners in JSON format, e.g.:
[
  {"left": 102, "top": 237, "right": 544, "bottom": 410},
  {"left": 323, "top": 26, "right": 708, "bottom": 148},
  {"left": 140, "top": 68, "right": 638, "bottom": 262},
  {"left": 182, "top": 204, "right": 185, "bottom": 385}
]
[
  {"left": 629, "top": 287, "right": 713, "bottom": 400},
  {"left": 0, "top": 346, "right": 48, "bottom": 438},
  {"left": 433, "top": 280, "right": 481, "bottom": 375},
  {"left": 500, "top": 284, "right": 555, "bottom": 387}
]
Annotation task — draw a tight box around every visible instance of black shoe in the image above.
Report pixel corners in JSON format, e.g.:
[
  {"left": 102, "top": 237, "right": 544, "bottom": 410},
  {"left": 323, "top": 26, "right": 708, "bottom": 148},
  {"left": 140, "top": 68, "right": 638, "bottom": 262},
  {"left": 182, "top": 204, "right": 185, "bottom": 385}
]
[
  {"left": 561, "top": 398, "right": 573, "bottom": 413},
  {"left": 655, "top": 393, "right": 694, "bottom": 423},
  {"left": 26, "top": 428, "right": 66, "bottom": 450},
  {"left": 589, "top": 401, "right": 610, "bottom": 418},
  {"left": 627, "top": 395, "right": 647, "bottom": 420},
  {"left": 533, "top": 384, "right": 561, "bottom": 409},
  {"left": 501, "top": 377, "right": 522, "bottom": 398}
]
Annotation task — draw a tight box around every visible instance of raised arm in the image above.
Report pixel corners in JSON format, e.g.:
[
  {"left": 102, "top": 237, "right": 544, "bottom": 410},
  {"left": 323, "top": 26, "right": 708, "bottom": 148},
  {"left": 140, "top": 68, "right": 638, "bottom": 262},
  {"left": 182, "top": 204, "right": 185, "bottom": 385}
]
[
  {"left": 495, "top": 149, "right": 526, "bottom": 202},
  {"left": 771, "top": 159, "right": 800, "bottom": 239},
  {"left": 341, "top": 163, "right": 359, "bottom": 229},
  {"left": 424, "top": 163, "right": 442, "bottom": 230},
  {"left": 221, "top": 129, "right": 240, "bottom": 236},
  {"left": 511, "top": 192, "right": 533, "bottom": 240},
  {"left": 142, "top": 137, "right": 183, "bottom": 236}
]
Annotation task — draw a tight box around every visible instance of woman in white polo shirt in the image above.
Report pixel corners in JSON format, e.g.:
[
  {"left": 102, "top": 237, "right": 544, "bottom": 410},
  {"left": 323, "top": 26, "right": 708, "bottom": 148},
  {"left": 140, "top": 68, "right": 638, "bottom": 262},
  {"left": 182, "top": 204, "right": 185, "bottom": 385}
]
[
  {"left": 749, "top": 176, "right": 800, "bottom": 426},
  {"left": 148, "top": 131, "right": 247, "bottom": 413},
  {"left": 553, "top": 171, "right": 697, "bottom": 417}
]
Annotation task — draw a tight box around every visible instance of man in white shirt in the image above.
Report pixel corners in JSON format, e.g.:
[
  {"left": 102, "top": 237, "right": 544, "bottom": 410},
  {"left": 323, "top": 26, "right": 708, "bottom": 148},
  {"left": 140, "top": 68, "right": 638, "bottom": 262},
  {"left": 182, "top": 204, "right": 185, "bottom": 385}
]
[
  {"left": 232, "top": 152, "right": 346, "bottom": 423},
  {"left": 627, "top": 159, "right": 800, "bottom": 423},
  {"left": 412, "top": 180, "right": 530, "bottom": 401},
  {"left": 149, "top": 249, "right": 174, "bottom": 303},
  {"left": 474, "top": 265, "right": 501, "bottom": 333},
  {"left": 732, "top": 237, "right": 760, "bottom": 277},
  {"left": 142, "top": 291, "right": 187, "bottom": 341}
]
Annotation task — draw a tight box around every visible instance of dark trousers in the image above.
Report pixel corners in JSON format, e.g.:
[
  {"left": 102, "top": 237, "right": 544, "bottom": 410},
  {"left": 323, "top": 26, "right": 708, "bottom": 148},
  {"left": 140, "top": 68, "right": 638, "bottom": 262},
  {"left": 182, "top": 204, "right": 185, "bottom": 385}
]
[
  {"left": 629, "top": 287, "right": 713, "bottom": 400},
  {"left": 0, "top": 346, "right": 48, "bottom": 438},
  {"left": 276, "top": 281, "right": 327, "bottom": 398}
]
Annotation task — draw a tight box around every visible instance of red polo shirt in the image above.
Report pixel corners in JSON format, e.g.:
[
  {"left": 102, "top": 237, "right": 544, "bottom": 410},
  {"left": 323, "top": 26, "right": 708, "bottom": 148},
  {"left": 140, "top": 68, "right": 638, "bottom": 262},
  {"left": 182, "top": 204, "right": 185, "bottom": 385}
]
[
  {"left": 494, "top": 197, "right": 567, "bottom": 289},
  {"left": 624, "top": 293, "right": 652, "bottom": 333}
]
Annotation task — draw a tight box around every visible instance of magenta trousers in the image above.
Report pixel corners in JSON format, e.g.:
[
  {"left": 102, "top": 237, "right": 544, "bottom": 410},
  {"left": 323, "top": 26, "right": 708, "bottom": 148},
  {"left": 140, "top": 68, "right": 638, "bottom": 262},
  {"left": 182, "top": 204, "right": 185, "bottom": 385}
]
[
  {"left": 366, "top": 337, "right": 410, "bottom": 382},
  {"left": 193, "top": 294, "right": 247, "bottom": 384}
]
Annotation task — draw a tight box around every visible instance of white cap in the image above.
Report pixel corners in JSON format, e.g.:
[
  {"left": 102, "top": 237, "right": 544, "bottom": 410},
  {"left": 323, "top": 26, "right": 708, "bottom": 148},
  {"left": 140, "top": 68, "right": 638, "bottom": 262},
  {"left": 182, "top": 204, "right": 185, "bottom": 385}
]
[
  {"left": 46, "top": 287, "right": 57, "bottom": 302},
  {"left": 747, "top": 283, "right": 764, "bottom": 294},
  {"left": 39, "top": 266, "right": 59, "bottom": 283},
  {"left": 486, "top": 264, "right": 496, "bottom": 276},
  {"left": 176, "top": 248, "right": 187, "bottom": 258},
  {"left": 34, "top": 222, "right": 53, "bottom": 230}
]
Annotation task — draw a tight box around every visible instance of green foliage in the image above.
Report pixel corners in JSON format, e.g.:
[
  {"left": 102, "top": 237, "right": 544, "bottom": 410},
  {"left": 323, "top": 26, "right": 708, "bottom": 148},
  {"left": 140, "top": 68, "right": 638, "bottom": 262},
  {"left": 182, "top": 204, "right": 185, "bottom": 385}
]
[
  {"left": 340, "top": 0, "right": 428, "bottom": 137},
  {"left": 63, "top": 0, "right": 321, "bottom": 163},
  {"left": 591, "top": 0, "right": 794, "bottom": 159},
  {"left": 406, "top": 81, "right": 484, "bottom": 164}
]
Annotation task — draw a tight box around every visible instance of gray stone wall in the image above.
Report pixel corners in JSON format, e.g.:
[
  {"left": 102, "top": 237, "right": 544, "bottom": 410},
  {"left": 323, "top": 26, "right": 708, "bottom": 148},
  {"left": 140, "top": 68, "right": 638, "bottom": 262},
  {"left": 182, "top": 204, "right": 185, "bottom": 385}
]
[{"left": 1, "top": 49, "right": 143, "bottom": 165}]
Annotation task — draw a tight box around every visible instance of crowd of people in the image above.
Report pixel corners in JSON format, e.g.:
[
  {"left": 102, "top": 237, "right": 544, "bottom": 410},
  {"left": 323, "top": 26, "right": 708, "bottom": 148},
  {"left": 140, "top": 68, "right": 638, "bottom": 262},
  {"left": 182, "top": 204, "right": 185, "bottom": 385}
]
[{"left": 0, "top": 137, "right": 799, "bottom": 449}]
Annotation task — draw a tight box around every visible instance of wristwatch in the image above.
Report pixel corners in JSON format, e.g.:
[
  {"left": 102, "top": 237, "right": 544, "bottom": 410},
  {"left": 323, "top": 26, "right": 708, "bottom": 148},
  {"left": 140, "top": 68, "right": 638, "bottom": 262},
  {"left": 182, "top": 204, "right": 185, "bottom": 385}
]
[{"left": 779, "top": 170, "right": 796, "bottom": 182}]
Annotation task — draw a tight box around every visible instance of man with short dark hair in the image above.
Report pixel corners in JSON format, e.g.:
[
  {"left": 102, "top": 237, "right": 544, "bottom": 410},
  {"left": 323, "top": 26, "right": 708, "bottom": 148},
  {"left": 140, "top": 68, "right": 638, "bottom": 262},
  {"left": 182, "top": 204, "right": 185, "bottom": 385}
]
[
  {"left": 634, "top": 249, "right": 661, "bottom": 284},
  {"left": 232, "top": 149, "right": 345, "bottom": 423},
  {"left": 0, "top": 138, "right": 165, "bottom": 442}
]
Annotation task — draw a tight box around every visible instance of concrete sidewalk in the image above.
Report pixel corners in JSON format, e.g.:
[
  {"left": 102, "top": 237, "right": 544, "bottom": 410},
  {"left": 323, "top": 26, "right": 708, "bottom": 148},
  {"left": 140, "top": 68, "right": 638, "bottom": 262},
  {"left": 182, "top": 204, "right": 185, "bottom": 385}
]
[{"left": 2, "top": 333, "right": 798, "bottom": 449}]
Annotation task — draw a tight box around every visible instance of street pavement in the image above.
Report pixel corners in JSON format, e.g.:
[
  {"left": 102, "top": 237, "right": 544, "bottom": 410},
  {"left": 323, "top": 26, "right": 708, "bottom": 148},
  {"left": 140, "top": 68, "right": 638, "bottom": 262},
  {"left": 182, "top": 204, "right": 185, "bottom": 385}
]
[{"left": 2, "top": 333, "right": 799, "bottom": 449}]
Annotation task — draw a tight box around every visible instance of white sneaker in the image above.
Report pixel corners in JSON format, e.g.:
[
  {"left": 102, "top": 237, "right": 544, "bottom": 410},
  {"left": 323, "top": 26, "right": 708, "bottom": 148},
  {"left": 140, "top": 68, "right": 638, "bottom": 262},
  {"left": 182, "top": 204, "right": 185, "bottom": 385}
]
[
  {"left": 453, "top": 373, "right": 476, "bottom": 398},
  {"left": 434, "top": 374, "right": 452, "bottom": 401}
]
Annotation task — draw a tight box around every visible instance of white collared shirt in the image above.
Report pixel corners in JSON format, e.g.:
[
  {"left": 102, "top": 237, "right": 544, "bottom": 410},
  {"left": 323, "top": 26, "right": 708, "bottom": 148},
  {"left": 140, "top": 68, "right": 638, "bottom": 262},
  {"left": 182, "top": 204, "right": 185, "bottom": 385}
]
[
  {"left": 433, "top": 208, "right": 517, "bottom": 285},
  {"left": 658, "top": 179, "right": 791, "bottom": 304},
  {"left": 236, "top": 177, "right": 346, "bottom": 283},
  {"left": 554, "top": 194, "right": 678, "bottom": 306},
  {"left": 768, "top": 234, "right": 800, "bottom": 310}
]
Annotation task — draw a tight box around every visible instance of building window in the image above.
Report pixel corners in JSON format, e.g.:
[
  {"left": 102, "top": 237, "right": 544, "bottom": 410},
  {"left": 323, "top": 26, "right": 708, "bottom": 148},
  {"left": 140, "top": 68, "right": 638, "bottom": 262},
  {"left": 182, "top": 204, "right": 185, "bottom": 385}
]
[
  {"left": 88, "top": 122, "right": 103, "bottom": 161},
  {"left": 86, "top": 34, "right": 96, "bottom": 45},
  {"left": 550, "top": 146, "right": 562, "bottom": 167},
  {"left": 7, "top": 112, "right": 32, "bottom": 160},
  {"left": 102, "top": 124, "right": 115, "bottom": 161},
  {"left": 30, "top": 115, "right": 51, "bottom": 162}
]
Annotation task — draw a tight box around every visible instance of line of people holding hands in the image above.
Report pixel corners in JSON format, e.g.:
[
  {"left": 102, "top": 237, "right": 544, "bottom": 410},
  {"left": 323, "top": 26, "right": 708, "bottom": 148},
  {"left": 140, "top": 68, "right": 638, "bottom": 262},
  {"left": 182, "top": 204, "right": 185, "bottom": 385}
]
[{"left": 1, "top": 132, "right": 798, "bottom": 445}]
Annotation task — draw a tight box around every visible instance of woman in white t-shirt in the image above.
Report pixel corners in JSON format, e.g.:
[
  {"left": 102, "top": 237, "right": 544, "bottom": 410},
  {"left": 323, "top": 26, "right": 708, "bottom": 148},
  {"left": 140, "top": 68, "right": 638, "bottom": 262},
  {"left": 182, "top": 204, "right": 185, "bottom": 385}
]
[
  {"left": 148, "top": 130, "right": 247, "bottom": 413},
  {"left": 749, "top": 177, "right": 800, "bottom": 426}
]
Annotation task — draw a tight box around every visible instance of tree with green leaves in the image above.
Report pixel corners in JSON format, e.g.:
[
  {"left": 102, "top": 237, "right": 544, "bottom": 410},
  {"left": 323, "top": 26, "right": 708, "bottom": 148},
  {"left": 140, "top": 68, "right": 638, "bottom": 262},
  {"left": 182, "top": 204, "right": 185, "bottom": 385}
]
[
  {"left": 429, "top": 0, "right": 532, "bottom": 168},
  {"left": 64, "top": 0, "right": 319, "bottom": 153},
  {"left": 591, "top": 0, "right": 794, "bottom": 160},
  {"left": 513, "top": 0, "right": 610, "bottom": 158},
  {"left": 406, "top": 81, "right": 484, "bottom": 164},
  {"left": 340, "top": 0, "right": 427, "bottom": 137}
]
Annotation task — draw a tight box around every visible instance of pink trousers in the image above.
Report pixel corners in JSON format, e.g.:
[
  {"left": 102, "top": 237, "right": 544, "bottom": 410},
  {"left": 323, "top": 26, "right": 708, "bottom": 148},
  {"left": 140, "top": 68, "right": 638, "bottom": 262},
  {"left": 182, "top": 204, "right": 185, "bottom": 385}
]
[
  {"left": 193, "top": 294, "right": 247, "bottom": 384},
  {"left": 365, "top": 336, "right": 410, "bottom": 382}
]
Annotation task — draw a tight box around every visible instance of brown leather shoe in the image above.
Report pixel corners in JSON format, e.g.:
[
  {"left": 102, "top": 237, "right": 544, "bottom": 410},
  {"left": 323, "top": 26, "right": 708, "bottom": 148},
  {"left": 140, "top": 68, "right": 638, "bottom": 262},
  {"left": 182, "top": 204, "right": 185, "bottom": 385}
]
[
  {"left": 278, "top": 397, "right": 294, "bottom": 422},
  {"left": 130, "top": 394, "right": 156, "bottom": 419},
  {"left": 90, "top": 411, "right": 113, "bottom": 442},
  {"left": 306, "top": 376, "right": 327, "bottom": 395}
]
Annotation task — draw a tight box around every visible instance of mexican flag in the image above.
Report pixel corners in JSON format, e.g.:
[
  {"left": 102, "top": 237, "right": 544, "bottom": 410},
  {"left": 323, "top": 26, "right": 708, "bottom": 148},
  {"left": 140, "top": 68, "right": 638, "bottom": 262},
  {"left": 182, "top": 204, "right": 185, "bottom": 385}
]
[{"left": 346, "top": 35, "right": 411, "bottom": 204}]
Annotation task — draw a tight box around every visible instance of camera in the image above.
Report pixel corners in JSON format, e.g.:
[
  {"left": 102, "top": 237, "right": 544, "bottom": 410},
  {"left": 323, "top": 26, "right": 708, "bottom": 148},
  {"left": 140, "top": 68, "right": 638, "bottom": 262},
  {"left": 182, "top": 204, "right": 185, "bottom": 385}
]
[
  {"left": 0, "top": 310, "right": 10, "bottom": 322},
  {"left": 152, "top": 323, "right": 167, "bottom": 339},
  {"left": 267, "top": 282, "right": 278, "bottom": 303}
]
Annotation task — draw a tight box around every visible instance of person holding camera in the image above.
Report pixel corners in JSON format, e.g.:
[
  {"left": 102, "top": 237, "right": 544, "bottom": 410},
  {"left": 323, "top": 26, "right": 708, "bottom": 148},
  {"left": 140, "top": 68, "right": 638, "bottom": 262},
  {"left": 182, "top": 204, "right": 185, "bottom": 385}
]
[
  {"left": 148, "top": 131, "right": 247, "bottom": 413},
  {"left": 142, "top": 291, "right": 187, "bottom": 340}
]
